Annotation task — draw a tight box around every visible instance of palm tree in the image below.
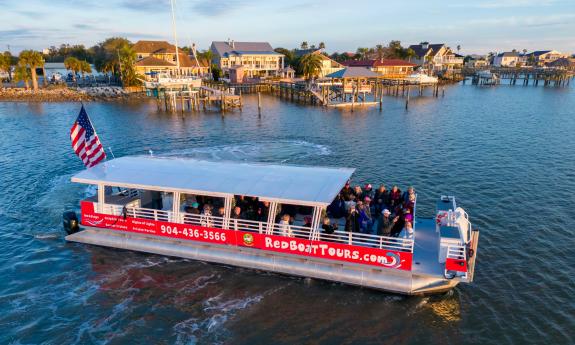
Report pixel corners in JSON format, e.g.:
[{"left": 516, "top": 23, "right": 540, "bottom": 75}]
[
  {"left": 299, "top": 53, "right": 323, "bottom": 80},
  {"left": 457, "top": 45, "right": 461, "bottom": 54},
  {"left": 202, "top": 49, "right": 213, "bottom": 77},
  {"left": 0, "top": 52, "right": 11, "bottom": 82},
  {"left": 14, "top": 65, "right": 31, "bottom": 89},
  {"left": 64, "top": 57, "right": 81, "bottom": 84},
  {"left": 18, "top": 50, "right": 44, "bottom": 91},
  {"left": 405, "top": 48, "right": 416, "bottom": 62},
  {"left": 80, "top": 60, "right": 92, "bottom": 81},
  {"left": 301, "top": 41, "right": 309, "bottom": 50},
  {"left": 375, "top": 45, "right": 385, "bottom": 60},
  {"left": 318, "top": 42, "right": 325, "bottom": 50},
  {"left": 356, "top": 47, "right": 369, "bottom": 59}
]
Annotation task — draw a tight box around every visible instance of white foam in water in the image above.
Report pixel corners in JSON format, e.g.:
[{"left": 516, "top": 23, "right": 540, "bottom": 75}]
[{"left": 158, "top": 140, "right": 331, "bottom": 163}]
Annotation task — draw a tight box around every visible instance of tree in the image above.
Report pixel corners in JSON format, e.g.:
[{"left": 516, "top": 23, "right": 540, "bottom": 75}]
[
  {"left": 0, "top": 52, "right": 12, "bottom": 81},
  {"left": 356, "top": 47, "right": 369, "bottom": 59},
  {"left": 211, "top": 63, "right": 222, "bottom": 81},
  {"left": 375, "top": 44, "right": 385, "bottom": 60},
  {"left": 18, "top": 50, "right": 44, "bottom": 91},
  {"left": 64, "top": 57, "right": 81, "bottom": 83},
  {"left": 298, "top": 53, "right": 323, "bottom": 80},
  {"left": 13, "top": 65, "right": 31, "bottom": 89},
  {"left": 300, "top": 41, "right": 309, "bottom": 50},
  {"left": 274, "top": 47, "right": 295, "bottom": 67},
  {"left": 92, "top": 37, "right": 140, "bottom": 86},
  {"left": 318, "top": 42, "right": 325, "bottom": 50},
  {"left": 405, "top": 48, "right": 416, "bottom": 62},
  {"left": 457, "top": 45, "right": 461, "bottom": 54},
  {"left": 198, "top": 49, "right": 214, "bottom": 77},
  {"left": 80, "top": 60, "right": 92, "bottom": 78}
]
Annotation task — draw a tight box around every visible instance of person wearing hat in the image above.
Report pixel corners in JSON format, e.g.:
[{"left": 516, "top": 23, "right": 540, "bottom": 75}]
[
  {"left": 363, "top": 184, "right": 374, "bottom": 200},
  {"left": 376, "top": 209, "right": 398, "bottom": 236},
  {"left": 185, "top": 202, "right": 201, "bottom": 215},
  {"left": 340, "top": 181, "right": 353, "bottom": 201}
]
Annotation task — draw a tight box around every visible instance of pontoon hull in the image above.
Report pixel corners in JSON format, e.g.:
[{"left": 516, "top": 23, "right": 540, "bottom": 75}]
[{"left": 66, "top": 227, "right": 460, "bottom": 295}]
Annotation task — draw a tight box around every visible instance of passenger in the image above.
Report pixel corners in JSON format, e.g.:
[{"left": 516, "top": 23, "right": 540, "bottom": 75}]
[
  {"left": 391, "top": 206, "right": 405, "bottom": 237},
  {"left": 353, "top": 185, "right": 363, "bottom": 200},
  {"left": 345, "top": 205, "right": 360, "bottom": 233},
  {"left": 303, "top": 216, "right": 312, "bottom": 228},
  {"left": 363, "top": 184, "right": 374, "bottom": 200},
  {"left": 256, "top": 201, "right": 270, "bottom": 222},
  {"left": 402, "top": 221, "right": 414, "bottom": 240},
  {"left": 402, "top": 186, "right": 416, "bottom": 206},
  {"left": 340, "top": 181, "right": 353, "bottom": 201},
  {"left": 404, "top": 191, "right": 416, "bottom": 214},
  {"left": 216, "top": 206, "right": 226, "bottom": 228},
  {"left": 321, "top": 217, "right": 338, "bottom": 242},
  {"left": 403, "top": 208, "right": 414, "bottom": 225},
  {"left": 376, "top": 209, "right": 398, "bottom": 236},
  {"left": 230, "top": 206, "right": 242, "bottom": 230},
  {"left": 278, "top": 214, "right": 293, "bottom": 237},
  {"left": 327, "top": 193, "right": 346, "bottom": 218},
  {"left": 344, "top": 194, "right": 357, "bottom": 212},
  {"left": 200, "top": 205, "right": 213, "bottom": 227},
  {"left": 373, "top": 185, "right": 390, "bottom": 215},
  {"left": 185, "top": 202, "right": 201, "bottom": 215},
  {"left": 357, "top": 201, "right": 373, "bottom": 234},
  {"left": 389, "top": 185, "right": 402, "bottom": 208},
  {"left": 217, "top": 206, "right": 225, "bottom": 218}
]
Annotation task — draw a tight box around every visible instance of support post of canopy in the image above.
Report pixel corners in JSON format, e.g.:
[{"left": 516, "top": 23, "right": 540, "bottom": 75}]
[
  {"left": 266, "top": 202, "right": 278, "bottom": 235},
  {"left": 223, "top": 196, "right": 232, "bottom": 230},
  {"left": 172, "top": 192, "right": 180, "bottom": 223},
  {"left": 97, "top": 183, "right": 105, "bottom": 213},
  {"left": 310, "top": 205, "right": 323, "bottom": 241}
]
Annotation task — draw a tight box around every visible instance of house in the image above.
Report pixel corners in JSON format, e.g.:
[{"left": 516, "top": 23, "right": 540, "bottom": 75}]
[
  {"left": 210, "top": 40, "right": 284, "bottom": 78},
  {"left": 408, "top": 42, "right": 464, "bottom": 72},
  {"left": 526, "top": 50, "right": 567, "bottom": 66},
  {"left": 341, "top": 59, "right": 417, "bottom": 78},
  {"left": 465, "top": 55, "right": 489, "bottom": 68},
  {"left": 294, "top": 49, "right": 344, "bottom": 77},
  {"left": 546, "top": 58, "right": 575, "bottom": 71},
  {"left": 493, "top": 52, "right": 521, "bottom": 67},
  {"left": 132, "top": 40, "right": 208, "bottom": 79}
]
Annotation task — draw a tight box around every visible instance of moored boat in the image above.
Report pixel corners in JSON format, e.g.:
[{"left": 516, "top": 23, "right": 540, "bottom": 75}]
[{"left": 64, "top": 156, "right": 479, "bottom": 295}]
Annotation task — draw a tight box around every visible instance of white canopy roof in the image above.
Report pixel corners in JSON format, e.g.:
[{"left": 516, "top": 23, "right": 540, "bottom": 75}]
[{"left": 72, "top": 156, "right": 355, "bottom": 206}]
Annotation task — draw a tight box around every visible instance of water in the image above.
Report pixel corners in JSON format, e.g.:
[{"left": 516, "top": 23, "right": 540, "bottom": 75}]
[{"left": 1, "top": 83, "right": 574, "bottom": 344}]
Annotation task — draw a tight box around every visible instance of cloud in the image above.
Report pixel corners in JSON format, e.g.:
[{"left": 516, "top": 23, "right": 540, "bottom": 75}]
[
  {"left": 451, "top": 0, "right": 557, "bottom": 9},
  {"left": 192, "top": 0, "right": 243, "bottom": 16}
]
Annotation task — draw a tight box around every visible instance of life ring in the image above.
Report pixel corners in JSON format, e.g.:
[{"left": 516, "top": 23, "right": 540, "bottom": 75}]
[
  {"left": 468, "top": 248, "right": 475, "bottom": 259},
  {"left": 436, "top": 212, "right": 448, "bottom": 224}
]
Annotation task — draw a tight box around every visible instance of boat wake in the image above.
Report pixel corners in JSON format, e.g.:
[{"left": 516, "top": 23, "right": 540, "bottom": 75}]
[{"left": 158, "top": 140, "right": 331, "bottom": 163}]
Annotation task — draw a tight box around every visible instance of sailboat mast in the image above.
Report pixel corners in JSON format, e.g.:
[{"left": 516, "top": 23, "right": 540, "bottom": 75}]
[{"left": 170, "top": 0, "right": 180, "bottom": 72}]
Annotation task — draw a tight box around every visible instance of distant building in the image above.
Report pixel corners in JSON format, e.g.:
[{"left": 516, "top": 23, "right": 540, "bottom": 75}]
[
  {"left": 210, "top": 40, "right": 284, "bottom": 78},
  {"left": 132, "top": 40, "right": 208, "bottom": 79},
  {"left": 493, "top": 52, "right": 521, "bottom": 67},
  {"left": 408, "top": 42, "right": 464, "bottom": 72},
  {"left": 465, "top": 55, "right": 489, "bottom": 68},
  {"left": 546, "top": 57, "right": 575, "bottom": 71},
  {"left": 341, "top": 59, "right": 417, "bottom": 78},
  {"left": 294, "top": 49, "right": 344, "bottom": 77},
  {"left": 526, "top": 50, "right": 568, "bottom": 66}
]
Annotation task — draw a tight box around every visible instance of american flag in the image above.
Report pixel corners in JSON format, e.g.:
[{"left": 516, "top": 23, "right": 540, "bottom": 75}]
[{"left": 70, "top": 106, "right": 106, "bottom": 168}]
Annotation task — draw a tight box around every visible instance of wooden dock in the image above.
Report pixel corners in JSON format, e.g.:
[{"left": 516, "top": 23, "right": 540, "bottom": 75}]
[
  {"left": 463, "top": 67, "right": 573, "bottom": 87},
  {"left": 148, "top": 83, "right": 242, "bottom": 113}
]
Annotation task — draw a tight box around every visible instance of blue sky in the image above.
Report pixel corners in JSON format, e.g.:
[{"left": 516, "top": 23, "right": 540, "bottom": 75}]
[{"left": 1, "top": 0, "right": 574, "bottom": 54}]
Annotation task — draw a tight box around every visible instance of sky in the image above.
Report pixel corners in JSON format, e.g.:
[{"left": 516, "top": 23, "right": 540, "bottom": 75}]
[{"left": 1, "top": 0, "right": 574, "bottom": 55}]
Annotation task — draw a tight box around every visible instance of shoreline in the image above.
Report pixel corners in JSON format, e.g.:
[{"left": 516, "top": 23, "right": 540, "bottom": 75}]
[{"left": 0, "top": 86, "right": 147, "bottom": 102}]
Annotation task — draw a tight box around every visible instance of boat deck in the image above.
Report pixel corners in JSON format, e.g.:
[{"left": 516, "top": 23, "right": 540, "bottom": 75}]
[{"left": 411, "top": 218, "right": 444, "bottom": 277}]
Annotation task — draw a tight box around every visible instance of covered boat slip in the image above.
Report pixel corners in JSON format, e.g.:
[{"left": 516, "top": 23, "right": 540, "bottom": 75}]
[{"left": 66, "top": 156, "right": 469, "bottom": 294}]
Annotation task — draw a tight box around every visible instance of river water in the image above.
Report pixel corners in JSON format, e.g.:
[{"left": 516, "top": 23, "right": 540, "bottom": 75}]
[{"left": 1, "top": 83, "right": 574, "bottom": 344}]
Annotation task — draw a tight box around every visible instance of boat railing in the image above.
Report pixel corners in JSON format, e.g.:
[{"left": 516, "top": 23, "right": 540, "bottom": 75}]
[{"left": 98, "top": 204, "right": 414, "bottom": 252}]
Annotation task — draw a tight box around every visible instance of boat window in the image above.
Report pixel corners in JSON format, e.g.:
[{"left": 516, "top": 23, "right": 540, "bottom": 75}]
[
  {"left": 232, "top": 195, "right": 268, "bottom": 221},
  {"left": 275, "top": 203, "right": 314, "bottom": 228},
  {"left": 180, "top": 193, "right": 225, "bottom": 217}
]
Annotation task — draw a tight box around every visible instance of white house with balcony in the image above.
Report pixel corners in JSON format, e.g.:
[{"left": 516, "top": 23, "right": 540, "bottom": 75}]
[
  {"left": 492, "top": 52, "right": 522, "bottom": 67},
  {"left": 210, "top": 40, "right": 285, "bottom": 78},
  {"left": 408, "top": 42, "right": 464, "bottom": 73}
]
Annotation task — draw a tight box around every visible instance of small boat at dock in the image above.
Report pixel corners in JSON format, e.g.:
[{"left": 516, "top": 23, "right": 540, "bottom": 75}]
[{"left": 64, "top": 156, "right": 479, "bottom": 295}]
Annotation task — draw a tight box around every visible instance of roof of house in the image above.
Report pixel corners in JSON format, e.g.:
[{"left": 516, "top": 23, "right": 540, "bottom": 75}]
[
  {"left": 71, "top": 156, "right": 355, "bottom": 206},
  {"left": 528, "top": 50, "right": 552, "bottom": 57},
  {"left": 133, "top": 40, "right": 177, "bottom": 54},
  {"left": 341, "top": 59, "right": 417, "bottom": 68},
  {"left": 211, "top": 41, "right": 276, "bottom": 56},
  {"left": 134, "top": 54, "right": 208, "bottom": 68},
  {"left": 408, "top": 43, "right": 445, "bottom": 58},
  {"left": 497, "top": 51, "right": 520, "bottom": 57},
  {"left": 326, "top": 67, "right": 379, "bottom": 78}
]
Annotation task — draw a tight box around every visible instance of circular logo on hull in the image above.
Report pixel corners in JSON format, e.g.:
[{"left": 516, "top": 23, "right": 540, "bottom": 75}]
[{"left": 243, "top": 233, "right": 254, "bottom": 246}]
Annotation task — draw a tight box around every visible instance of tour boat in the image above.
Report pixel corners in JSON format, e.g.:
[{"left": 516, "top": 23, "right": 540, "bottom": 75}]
[{"left": 64, "top": 156, "right": 479, "bottom": 295}]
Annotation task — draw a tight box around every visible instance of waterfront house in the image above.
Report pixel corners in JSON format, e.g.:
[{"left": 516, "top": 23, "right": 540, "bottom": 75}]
[
  {"left": 210, "top": 40, "right": 284, "bottom": 78},
  {"left": 341, "top": 59, "right": 417, "bottom": 78},
  {"left": 294, "top": 49, "right": 344, "bottom": 77},
  {"left": 408, "top": 42, "right": 464, "bottom": 73},
  {"left": 464, "top": 55, "right": 489, "bottom": 68},
  {"left": 526, "top": 50, "right": 568, "bottom": 66},
  {"left": 132, "top": 40, "right": 208, "bottom": 79},
  {"left": 492, "top": 52, "right": 522, "bottom": 67}
]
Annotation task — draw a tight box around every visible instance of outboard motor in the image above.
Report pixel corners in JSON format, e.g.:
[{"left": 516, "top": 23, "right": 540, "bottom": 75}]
[{"left": 63, "top": 211, "right": 80, "bottom": 235}]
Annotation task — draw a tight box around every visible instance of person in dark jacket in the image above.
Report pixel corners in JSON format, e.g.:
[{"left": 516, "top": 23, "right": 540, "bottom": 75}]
[
  {"left": 377, "top": 209, "right": 398, "bottom": 236},
  {"left": 389, "top": 185, "right": 402, "bottom": 208},
  {"left": 345, "top": 206, "right": 360, "bottom": 233},
  {"left": 340, "top": 181, "right": 353, "bottom": 201},
  {"left": 327, "top": 193, "right": 346, "bottom": 218},
  {"left": 373, "top": 185, "right": 390, "bottom": 215},
  {"left": 321, "top": 217, "right": 338, "bottom": 241}
]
